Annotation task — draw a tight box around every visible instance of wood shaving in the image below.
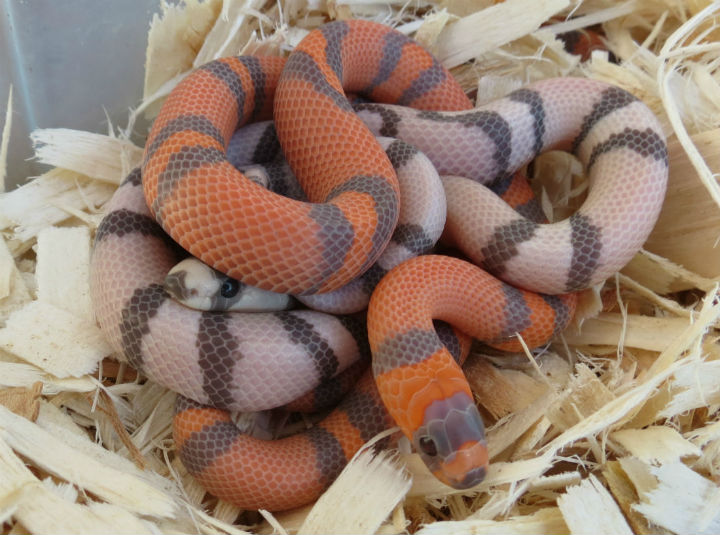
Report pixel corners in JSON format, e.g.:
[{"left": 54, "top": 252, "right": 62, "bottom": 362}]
[
  {"left": 0, "top": 87, "right": 11, "bottom": 193},
  {"left": 557, "top": 474, "right": 633, "bottom": 535}
]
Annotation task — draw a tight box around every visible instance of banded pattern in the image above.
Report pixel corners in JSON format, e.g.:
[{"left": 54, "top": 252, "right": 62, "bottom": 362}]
[
  {"left": 368, "top": 255, "right": 576, "bottom": 487},
  {"left": 173, "top": 371, "right": 394, "bottom": 511},
  {"left": 199, "top": 127, "right": 541, "bottom": 315},
  {"left": 284, "top": 320, "right": 466, "bottom": 414},
  {"left": 173, "top": 319, "right": 471, "bottom": 510},
  {"left": 91, "top": 176, "right": 370, "bottom": 413},
  {"left": 93, "top": 20, "right": 478, "bottom": 512},
  {"left": 90, "top": 19, "right": 668, "bottom": 515},
  {"left": 224, "top": 127, "right": 449, "bottom": 314},
  {"left": 142, "top": 19, "right": 470, "bottom": 296},
  {"left": 356, "top": 77, "right": 668, "bottom": 293}
]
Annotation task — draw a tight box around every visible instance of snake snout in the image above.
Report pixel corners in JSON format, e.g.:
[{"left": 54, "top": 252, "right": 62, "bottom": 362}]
[{"left": 434, "top": 441, "right": 488, "bottom": 489}]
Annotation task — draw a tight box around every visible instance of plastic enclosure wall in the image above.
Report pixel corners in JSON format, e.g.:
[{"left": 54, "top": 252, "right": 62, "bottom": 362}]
[{"left": 0, "top": 0, "right": 164, "bottom": 189}]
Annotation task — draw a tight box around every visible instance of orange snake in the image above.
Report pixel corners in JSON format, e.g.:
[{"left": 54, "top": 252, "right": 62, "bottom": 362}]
[{"left": 90, "top": 19, "right": 667, "bottom": 511}]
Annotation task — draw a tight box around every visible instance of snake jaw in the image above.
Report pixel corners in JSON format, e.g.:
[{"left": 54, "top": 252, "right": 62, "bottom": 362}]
[{"left": 412, "top": 391, "right": 488, "bottom": 489}]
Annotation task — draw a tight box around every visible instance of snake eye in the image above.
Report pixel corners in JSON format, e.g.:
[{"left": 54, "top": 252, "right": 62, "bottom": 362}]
[
  {"left": 418, "top": 436, "right": 438, "bottom": 457},
  {"left": 220, "top": 278, "right": 240, "bottom": 298}
]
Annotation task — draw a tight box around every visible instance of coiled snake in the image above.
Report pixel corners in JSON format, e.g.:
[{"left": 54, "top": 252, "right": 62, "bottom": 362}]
[{"left": 90, "top": 19, "right": 668, "bottom": 511}]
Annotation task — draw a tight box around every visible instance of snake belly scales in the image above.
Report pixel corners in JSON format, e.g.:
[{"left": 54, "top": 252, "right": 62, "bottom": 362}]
[{"left": 89, "top": 19, "right": 668, "bottom": 511}]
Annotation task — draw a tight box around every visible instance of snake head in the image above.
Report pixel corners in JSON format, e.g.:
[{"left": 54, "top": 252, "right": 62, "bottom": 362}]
[
  {"left": 412, "top": 391, "right": 488, "bottom": 489},
  {"left": 164, "top": 258, "right": 293, "bottom": 312}
]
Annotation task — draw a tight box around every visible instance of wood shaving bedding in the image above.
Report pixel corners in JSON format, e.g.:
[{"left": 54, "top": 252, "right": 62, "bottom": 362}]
[{"left": 0, "top": 0, "right": 719, "bottom": 533}]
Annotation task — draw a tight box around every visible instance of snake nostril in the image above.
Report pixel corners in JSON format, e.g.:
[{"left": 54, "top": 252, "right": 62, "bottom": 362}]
[{"left": 418, "top": 436, "right": 438, "bottom": 457}]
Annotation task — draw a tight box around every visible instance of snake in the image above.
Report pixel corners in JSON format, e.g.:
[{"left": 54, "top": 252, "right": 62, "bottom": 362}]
[
  {"left": 89, "top": 19, "right": 668, "bottom": 511},
  {"left": 164, "top": 128, "right": 449, "bottom": 315}
]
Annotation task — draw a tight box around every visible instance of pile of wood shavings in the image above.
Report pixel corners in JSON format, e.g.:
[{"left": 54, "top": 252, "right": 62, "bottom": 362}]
[{"left": 1, "top": 0, "right": 719, "bottom": 533}]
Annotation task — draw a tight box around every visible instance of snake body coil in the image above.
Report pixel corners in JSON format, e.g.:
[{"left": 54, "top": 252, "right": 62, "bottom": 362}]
[{"left": 90, "top": 20, "right": 668, "bottom": 511}]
